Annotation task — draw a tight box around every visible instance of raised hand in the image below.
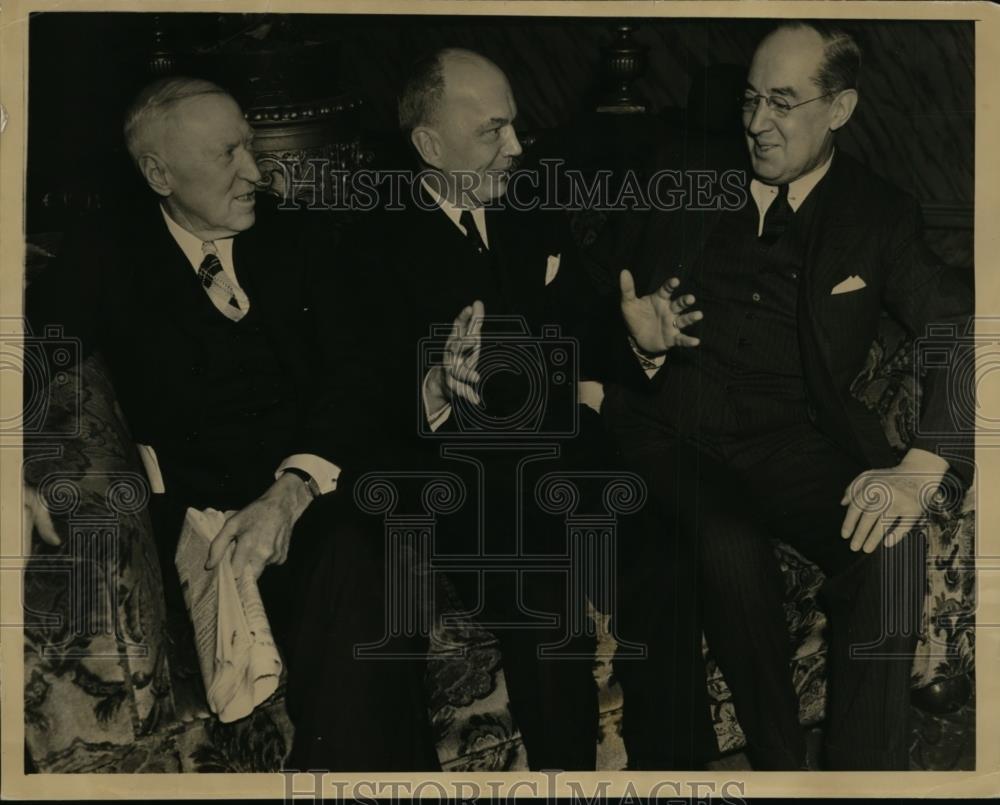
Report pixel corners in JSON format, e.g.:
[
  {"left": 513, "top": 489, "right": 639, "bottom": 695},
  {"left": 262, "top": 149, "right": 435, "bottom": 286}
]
[
  {"left": 620, "top": 270, "right": 702, "bottom": 355},
  {"left": 425, "top": 300, "right": 485, "bottom": 415}
]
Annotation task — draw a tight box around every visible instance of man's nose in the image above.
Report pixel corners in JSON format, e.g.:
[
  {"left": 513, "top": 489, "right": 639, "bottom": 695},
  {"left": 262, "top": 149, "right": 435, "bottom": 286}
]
[
  {"left": 746, "top": 100, "right": 772, "bottom": 136},
  {"left": 242, "top": 147, "right": 263, "bottom": 184},
  {"left": 503, "top": 125, "right": 523, "bottom": 158}
]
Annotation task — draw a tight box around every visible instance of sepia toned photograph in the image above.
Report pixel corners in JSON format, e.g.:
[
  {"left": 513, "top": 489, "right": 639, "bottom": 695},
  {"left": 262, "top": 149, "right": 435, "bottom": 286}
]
[{"left": 1, "top": 1, "right": 994, "bottom": 800}]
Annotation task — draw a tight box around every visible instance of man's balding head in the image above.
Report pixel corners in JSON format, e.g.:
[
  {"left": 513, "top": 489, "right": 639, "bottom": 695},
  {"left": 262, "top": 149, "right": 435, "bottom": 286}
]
[
  {"left": 399, "top": 48, "right": 522, "bottom": 206},
  {"left": 399, "top": 48, "right": 506, "bottom": 134}
]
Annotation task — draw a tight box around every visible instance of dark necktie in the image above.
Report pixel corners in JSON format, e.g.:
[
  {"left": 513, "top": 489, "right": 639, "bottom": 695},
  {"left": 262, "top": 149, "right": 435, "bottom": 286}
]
[
  {"left": 459, "top": 208, "right": 506, "bottom": 306},
  {"left": 459, "top": 209, "right": 488, "bottom": 254},
  {"left": 759, "top": 183, "right": 793, "bottom": 245}
]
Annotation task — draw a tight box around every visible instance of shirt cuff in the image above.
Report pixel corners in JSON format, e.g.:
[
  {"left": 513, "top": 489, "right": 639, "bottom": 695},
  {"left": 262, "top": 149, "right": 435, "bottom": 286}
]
[
  {"left": 899, "top": 447, "right": 950, "bottom": 478},
  {"left": 578, "top": 380, "right": 605, "bottom": 414},
  {"left": 422, "top": 369, "right": 452, "bottom": 432},
  {"left": 136, "top": 443, "right": 166, "bottom": 494},
  {"left": 628, "top": 335, "right": 666, "bottom": 378},
  {"left": 276, "top": 454, "right": 341, "bottom": 495}
]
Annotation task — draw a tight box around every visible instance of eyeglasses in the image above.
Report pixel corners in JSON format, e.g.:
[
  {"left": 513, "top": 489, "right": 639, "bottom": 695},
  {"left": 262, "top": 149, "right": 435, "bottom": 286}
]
[{"left": 740, "top": 91, "right": 834, "bottom": 117}]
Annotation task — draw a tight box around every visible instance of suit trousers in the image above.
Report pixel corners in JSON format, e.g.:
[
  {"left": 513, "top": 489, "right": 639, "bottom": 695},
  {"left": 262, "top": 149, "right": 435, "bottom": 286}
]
[
  {"left": 282, "top": 493, "right": 439, "bottom": 772},
  {"left": 436, "top": 437, "right": 601, "bottom": 772},
  {"left": 283, "top": 433, "right": 603, "bottom": 772},
  {"left": 604, "top": 388, "right": 925, "bottom": 771}
]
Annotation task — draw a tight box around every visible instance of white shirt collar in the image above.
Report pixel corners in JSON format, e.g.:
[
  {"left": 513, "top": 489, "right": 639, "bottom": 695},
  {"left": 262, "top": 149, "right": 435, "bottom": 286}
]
[
  {"left": 420, "top": 178, "right": 489, "bottom": 248},
  {"left": 159, "top": 204, "right": 235, "bottom": 274},
  {"left": 751, "top": 149, "right": 835, "bottom": 214}
]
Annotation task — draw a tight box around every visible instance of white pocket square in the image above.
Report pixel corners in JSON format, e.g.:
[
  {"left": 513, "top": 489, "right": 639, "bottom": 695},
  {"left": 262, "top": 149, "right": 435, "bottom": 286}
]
[
  {"left": 545, "top": 253, "right": 561, "bottom": 286},
  {"left": 831, "top": 274, "right": 867, "bottom": 295}
]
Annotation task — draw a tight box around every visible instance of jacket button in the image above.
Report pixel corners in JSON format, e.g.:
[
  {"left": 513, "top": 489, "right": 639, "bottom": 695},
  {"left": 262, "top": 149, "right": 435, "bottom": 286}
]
[
  {"left": 752, "top": 292, "right": 761, "bottom": 303},
  {"left": 790, "top": 271, "right": 799, "bottom": 280}
]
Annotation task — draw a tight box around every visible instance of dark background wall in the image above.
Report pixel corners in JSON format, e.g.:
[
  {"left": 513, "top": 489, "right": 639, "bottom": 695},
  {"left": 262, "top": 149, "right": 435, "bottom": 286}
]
[{"left": 26, "top": 12, "right": 973, "bottom": 261}]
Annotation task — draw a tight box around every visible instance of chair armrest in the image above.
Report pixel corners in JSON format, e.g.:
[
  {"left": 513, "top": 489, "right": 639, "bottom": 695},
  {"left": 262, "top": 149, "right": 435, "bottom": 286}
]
[{"left": 23, "top": 351, "right": 176, "bottom": 771}]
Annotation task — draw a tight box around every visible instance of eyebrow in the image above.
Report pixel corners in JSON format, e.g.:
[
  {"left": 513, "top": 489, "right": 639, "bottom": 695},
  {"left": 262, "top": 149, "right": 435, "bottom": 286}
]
[
  {"left": 745, "top": 83, "right": 797, "bottom": 98},
  {"left": 477, "top": 116, "right": 513, "bottom": 133}
]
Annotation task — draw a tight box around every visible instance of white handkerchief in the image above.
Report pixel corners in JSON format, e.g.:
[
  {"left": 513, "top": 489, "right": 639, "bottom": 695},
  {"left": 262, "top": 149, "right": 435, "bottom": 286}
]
[
  {"left": 545, "top": 253, "right": 561, "bottom": 286},
  {"left": 831, "top": 274, "right": 867, "bottom": 295}
]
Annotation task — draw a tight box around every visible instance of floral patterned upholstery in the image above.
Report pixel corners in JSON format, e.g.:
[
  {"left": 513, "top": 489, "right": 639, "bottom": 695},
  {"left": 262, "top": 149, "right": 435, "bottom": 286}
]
[{"left": 23, "top": 316, "right": 974, "bottom": 774}]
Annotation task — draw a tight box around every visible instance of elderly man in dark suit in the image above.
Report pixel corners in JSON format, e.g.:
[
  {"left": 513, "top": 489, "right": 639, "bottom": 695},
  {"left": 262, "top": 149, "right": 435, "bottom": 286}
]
[
  {"left": 20, "top": 77, "right": 430, "bottom": 765},
  {"left": 597, "top": 21, "right": 974, "bottom": 770}
]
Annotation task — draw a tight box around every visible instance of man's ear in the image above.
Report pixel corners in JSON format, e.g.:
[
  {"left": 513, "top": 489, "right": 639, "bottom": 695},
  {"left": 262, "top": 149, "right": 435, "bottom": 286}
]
[
  {"left": 138, "top": 153, "right": 172, "bottom": 198},
  {"left": 828, "top": 89, "right": 858, "bottom": 132},
  {"left": 410, "top": 126, "right": 443, "bottom": 168}
]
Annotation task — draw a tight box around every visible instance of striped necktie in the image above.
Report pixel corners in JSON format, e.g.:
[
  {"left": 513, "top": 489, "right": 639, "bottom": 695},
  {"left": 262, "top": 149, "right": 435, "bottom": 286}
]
[{"left": 198, "top": 241, "right": 249, "bottom": 322}]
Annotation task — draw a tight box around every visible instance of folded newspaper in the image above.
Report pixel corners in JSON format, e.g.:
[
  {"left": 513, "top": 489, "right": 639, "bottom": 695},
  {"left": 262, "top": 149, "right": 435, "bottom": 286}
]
[{"left": 174, "top": 508, "right": 282, "bottom": 723}]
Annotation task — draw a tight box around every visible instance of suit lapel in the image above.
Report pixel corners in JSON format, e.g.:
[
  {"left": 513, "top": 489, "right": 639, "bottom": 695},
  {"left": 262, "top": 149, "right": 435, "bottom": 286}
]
[
  {"left": 803, "top": 156, "right": 864, "bottom": 311},
  {"left": 135, "top": 205, "right": 213, "bottom": 333},
  {"left": 230, "top": 223, "right": 313, "bottom": 384}
]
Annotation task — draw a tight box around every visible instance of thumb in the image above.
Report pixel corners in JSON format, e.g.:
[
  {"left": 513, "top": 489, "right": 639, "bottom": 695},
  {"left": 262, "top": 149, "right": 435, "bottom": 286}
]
[
  {"left": 619, "top": 269, "right": 637, "bottom": 302},
  {"left": 24, "top": 486, "right": 61, "bottom": 551},
  {"left": 840, "top": 481, "right": 853, "bottom": 506},
  {"left": 206, "top": 518, "right": 240, "bottom": 570},
  {"left": 33, "top": 502, "right": 61, "bottom": 547}
]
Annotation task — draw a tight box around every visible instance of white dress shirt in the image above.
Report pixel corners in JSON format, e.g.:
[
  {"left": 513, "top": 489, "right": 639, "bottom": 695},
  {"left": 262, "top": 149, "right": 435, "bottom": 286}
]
[
  {"left": 135, "top": 206, "right": 341, "bottom": 496},
  {"left": 749, "top": 150, "right": 834, "bottom": 234}
]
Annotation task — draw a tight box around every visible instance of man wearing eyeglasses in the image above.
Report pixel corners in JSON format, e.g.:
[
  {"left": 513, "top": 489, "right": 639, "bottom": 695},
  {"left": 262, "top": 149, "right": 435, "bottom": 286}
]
[{"left": 597, "top": 20, "right": 973, "bottom": 770}]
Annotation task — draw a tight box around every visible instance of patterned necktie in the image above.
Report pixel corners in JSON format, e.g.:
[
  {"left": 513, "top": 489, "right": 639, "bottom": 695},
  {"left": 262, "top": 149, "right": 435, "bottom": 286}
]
[
  {"left": 759, "top": 183, "right": 794, "bottom": 245},
  {"left": 459, "top": 209, "right": 488, "bottom": 254},
  {"left": 198, "top": 241, "right": 249, "bottom": 322}
]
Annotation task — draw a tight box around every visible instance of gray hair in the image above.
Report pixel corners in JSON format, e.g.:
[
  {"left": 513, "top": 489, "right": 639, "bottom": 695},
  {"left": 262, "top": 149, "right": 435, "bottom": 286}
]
[{"left": 123, "top": 76, "right": 230, "bottom": 166}]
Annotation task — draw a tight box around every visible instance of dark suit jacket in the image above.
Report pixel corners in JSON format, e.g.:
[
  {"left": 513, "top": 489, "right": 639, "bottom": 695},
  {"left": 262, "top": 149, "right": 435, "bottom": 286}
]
[
  {"left": 25, "top": 196, "right": 366, "bottom": 506},
  {"left": 594, "top": 149, "right": 975, "bottom": 487},
  {"left": 339, "top": 180, "right": 604, "bottom": 463}
]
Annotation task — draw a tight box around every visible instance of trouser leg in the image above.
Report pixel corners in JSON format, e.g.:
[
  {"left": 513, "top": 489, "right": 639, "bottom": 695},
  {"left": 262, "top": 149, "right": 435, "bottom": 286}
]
[
  {"left": 610, "top": 443, "right": 721, "bottom": 769},
  {"left": 284, "top": 496, "right": 438, "bottom": 772},
  {"left": 697, "top": 495, "right": 805, "bottom": 769},
  {"left": 729, "top": 426, "right": 924, "bottom": 770}
]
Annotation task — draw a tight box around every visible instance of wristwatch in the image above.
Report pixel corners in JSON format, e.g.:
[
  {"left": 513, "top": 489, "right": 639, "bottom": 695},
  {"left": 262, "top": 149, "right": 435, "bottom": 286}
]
[{"left": 282, "top": 467, "right": 321, "bottom": 500}]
